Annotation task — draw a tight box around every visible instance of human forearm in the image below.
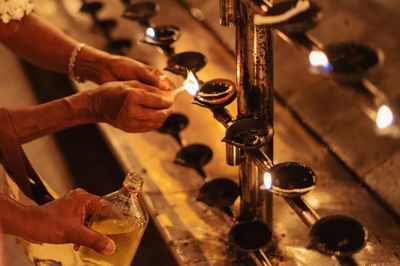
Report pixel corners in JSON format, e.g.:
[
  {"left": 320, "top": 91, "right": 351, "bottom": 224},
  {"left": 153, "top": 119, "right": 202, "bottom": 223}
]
[
  {"left": 7, "top": 91, "right": 96, "bottom": 143},
  {"left": 0, "top": 14, "right": 109, "bottom": 83},
  {"left": 0, "top": 194, "right": 32, "bottom": 240}
]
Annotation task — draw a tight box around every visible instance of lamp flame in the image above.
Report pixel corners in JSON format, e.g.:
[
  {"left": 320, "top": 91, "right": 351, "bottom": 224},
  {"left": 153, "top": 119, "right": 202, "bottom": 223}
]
[
  {"left": 261, "top": 172, "right": 272, "bottom": 190},
  {"left": 376, "top": 104, "right": 394, "bottom": 129},
  {"left": 146, "top": 27, "right": 156, "bottom": 39},
  {"left": 309, "top": 50, "right": 332, "bottom": 72},
  {"left": 183, "top": 71, "right": 200, "bottom": 96}
]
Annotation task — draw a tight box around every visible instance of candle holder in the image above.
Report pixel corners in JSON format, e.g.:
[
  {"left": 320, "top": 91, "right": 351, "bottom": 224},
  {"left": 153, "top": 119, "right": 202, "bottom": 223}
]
[
  {"left": 141, "top": 25, "right": 181, "bottom": 56},
  {"left": 164, "top": 52, "right": 207, "bottom": 78},
  {"left": 122, "top": 2, "right": 159, "bottom": 28},
  {"left": 157, "top": 113, "right": 188, "bottom": 146}
]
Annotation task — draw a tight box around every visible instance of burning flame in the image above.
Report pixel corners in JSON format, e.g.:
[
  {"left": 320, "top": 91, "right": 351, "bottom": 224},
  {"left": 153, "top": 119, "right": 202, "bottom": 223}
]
[
  {"left": 261, "top": 172, "right": 272, "bottom": 190},
  {"left": 146, "top": 27, "right": 156, "bottom": 39},
  {"left": 376, "top": 104, "right": 394, "bottom": 129},
  {"left": 309, "top": 50, "right": 332, "bottom": 72},
  {"left": 182, "top": 71, "right": 200, "bottom": 96}
]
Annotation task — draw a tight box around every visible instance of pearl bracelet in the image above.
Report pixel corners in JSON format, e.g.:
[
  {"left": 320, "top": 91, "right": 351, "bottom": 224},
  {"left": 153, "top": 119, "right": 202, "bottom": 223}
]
[{"left": 68, "top": 43, "right": 86, "bottom": 82}]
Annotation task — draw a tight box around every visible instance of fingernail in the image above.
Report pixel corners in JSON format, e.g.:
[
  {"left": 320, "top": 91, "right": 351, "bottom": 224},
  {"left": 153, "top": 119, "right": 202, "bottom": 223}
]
[
  {"left": 103, "top": 241, "right": 116, "bottom": 255},
  {"left": 159, "top": 74, "right": 168, "bottom": 80}
]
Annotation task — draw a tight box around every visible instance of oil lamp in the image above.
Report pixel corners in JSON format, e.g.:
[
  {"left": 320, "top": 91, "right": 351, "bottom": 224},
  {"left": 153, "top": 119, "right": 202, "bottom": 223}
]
[
  {"left": 157, "top": 113, "right": 188, "bottom": 146},
  {"left": 79, "top": 1, "right": 103, "bottom": 19},
  {"left": 256, "top": 157, "right": 367, "bottom": 258},
  {"left": 142, "top": 25, "right": 181, "bottom": 56},
  {"left": 122, "top": 2, "right": 159, "bottom": 27},
  {"left": 165, "top": 52, "right": 207, "bottom": 78},
  {"left": 174, "top": 144, "right": 212, "bottom": 178},
  {"left": 259, "top": 0, "right": 323, "bottom": 50}
]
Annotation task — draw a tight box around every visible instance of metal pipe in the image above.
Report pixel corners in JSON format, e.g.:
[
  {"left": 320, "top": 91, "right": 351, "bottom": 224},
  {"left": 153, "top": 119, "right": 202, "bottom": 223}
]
[
  {"left": 220, "top": 0, "right": 236, "bottom": 26},
  {"left": 211, "top": 108, "right": 234, "bottom": 128},
  {"left": 211, "top": 107, "right": 241, "bottom": 166},
  {"left": 236, "top": 0, "right": 274, "bottom": 224},
  {"left": 284, "top": 197, "right": 320, "bottom": 227},
  {"left": 250, "top": 250, "right": 273, "bottom": 266}
]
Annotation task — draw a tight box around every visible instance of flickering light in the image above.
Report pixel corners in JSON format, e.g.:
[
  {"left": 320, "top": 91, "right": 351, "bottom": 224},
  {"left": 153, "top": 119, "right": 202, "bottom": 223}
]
[
  {"left": 182, "top": 71, "right": 200, "bottom": 96},
  {"left": 376, "top": 104, "right": 394, "bottom": 129},
  {"left": 145, "top": 27, "right": 156, "bottom": 39},
  {"left": 261, "top": 172, "right": 272, "bottom": 190},
  {"left": 309, "top": 50, "right": 332, "bottom": 72}
]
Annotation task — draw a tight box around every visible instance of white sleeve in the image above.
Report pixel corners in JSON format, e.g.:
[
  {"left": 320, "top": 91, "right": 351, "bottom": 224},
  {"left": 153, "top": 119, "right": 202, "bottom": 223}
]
[{"left": 0, "top": 0, "right": 34, "bottom": 24}]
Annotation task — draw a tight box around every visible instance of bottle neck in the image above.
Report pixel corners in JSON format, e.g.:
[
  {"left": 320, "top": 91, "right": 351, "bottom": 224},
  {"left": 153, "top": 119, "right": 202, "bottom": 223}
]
[
  {"left": 122, "top": 172, "right": 144, "bottom": 195},
  {"left": 122, "top": 184, "right": 141, "bottom": 195}
]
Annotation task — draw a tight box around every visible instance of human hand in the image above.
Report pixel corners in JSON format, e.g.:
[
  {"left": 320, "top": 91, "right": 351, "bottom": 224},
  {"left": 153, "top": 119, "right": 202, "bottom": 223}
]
[
  {"left": 104, "top": 55, "right": 176, "bottom": 91},
  {"left": 80, "top": 50, "right": 176, "bottom": 91},
  {"left": 87, "top": 80, "right": 174, "bottom": 132},
  {"left": 24, "top": 189, "right": 116, "bottom": 255}
]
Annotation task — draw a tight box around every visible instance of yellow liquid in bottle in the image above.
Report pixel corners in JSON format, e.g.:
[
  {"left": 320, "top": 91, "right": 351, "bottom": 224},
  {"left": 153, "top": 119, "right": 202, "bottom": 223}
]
[{"left": 79, "top": 218, "right": 147, "bottom": 266}]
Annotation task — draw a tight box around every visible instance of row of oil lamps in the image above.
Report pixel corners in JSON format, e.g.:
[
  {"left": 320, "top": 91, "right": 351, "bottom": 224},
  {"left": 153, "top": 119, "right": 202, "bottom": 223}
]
[
  {"left": 258, "top": 0, "right": 399, "bottom": 137},
  {"left": 78, "top": 1, "right": 369, "bottom": 265}
]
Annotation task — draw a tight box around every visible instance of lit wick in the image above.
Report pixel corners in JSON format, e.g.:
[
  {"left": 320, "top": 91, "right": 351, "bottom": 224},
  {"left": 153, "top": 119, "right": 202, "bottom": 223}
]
[
  {"left": 176, "top": 71, "right": 200, "bottom": 96},
  {"left": 260, "top": 172, "right": 272, "bottom": 190},
  {"left": 145, "top": 27, "right": 156, "bottom": 40},
  {"left": 376, "top": 104, "right": 394, "bottom": 129},
  {"left": 309, "top": 50, "right": 332, "bottom": 73}
]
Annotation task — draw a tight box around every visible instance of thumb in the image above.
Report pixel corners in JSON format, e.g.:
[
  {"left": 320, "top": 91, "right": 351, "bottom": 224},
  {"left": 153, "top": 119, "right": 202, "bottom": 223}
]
[{"left": 74, "top": 226, "right": 116, "bottom": 255}]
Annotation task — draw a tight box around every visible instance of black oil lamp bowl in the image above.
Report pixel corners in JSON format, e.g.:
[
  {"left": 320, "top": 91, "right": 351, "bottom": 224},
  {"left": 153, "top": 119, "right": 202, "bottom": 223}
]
[
  {"left": 122, "top": 2, "right": 159, "bottom": 27},
  {"left": 310, "top": 215, "right": 368, "bottom": 257},
  {"left": 80, "top": 1, "right": 104, "bottom": 18},
  {"left": 142, "top": 25, "right": 181, "bottom": 46},
  {"left": 141, "top": 25, "right": 181, "bottom": 56},
  {"left": 272, "top": 0, "right": 322, "bottom": 34},
  {"left": 95, "top": 19, "right": 117, "bottom": 39},
  {"left": 228, "top": 220, "right": 272, "bottom": 252},
  {"left": 174, "top": 144, "right": 213, "bottom": 178},
  {"left": 324, "top": 41, "right": 384, "bottom": 82},
  {"left": 165, "top": 51, "right": 207, "bottom": 78},
  {"left": 193, "top": 79, "right": 236, "bottom": 109},
  {"left": 223, "top": 118, "right": 272, "bottom": 150},
  {"left": 157, "top": 113, "right": 189, "bottom": 146},
  {"left": 269, "top": 162, "right": 316, "bottom": 197}
]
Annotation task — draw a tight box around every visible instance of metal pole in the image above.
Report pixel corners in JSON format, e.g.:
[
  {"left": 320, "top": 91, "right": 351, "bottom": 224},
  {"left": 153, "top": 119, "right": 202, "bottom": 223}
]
[{"left": 236, "top": 1, "right": 274, "bottom": 224}]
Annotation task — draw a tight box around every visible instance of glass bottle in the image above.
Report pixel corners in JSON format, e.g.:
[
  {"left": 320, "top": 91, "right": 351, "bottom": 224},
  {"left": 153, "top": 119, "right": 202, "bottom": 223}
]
[{"left": 79, "top": 172, "right": 149, "bottom": 266}]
